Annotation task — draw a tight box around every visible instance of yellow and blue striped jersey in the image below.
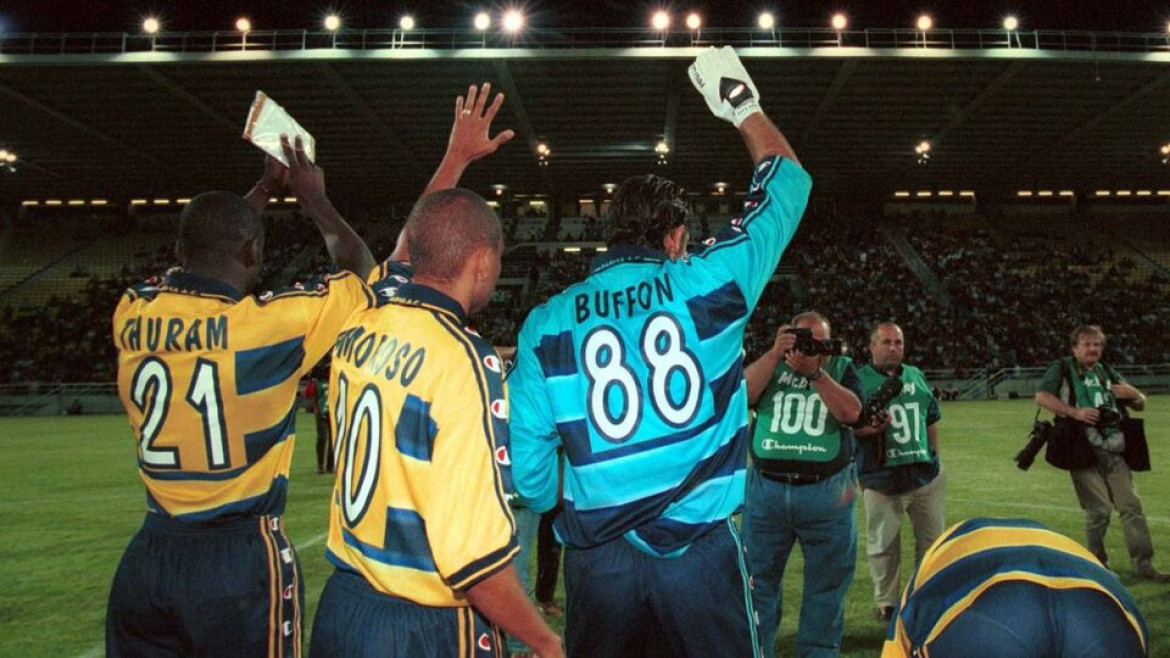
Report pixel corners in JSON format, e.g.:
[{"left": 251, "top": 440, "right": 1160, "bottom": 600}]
[
  {"left": 882, "top": 517, "right": 1148, "bottom": 658},
  {"left": 114, "top": 270, "right": 374, "bottom": 522},
  {"left": 324, "top": 282, "right": 517, "bottom": 607}
]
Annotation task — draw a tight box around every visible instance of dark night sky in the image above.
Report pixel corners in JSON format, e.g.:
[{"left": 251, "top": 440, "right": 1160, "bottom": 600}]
[{"left": 2, "top": 1, "right": 1168, "bottom": 34}]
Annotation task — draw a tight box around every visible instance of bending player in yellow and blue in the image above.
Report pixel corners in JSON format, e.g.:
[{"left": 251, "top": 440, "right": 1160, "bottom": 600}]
[
  {"left": 310, "top": 190, "right": 562, "bottom": 658},
  {"left": 882, "top": 517, "right": 1148, "bottom": 658},
  {"left": 107, "top": 137, "right": 377, "bottom": 657},
  {"left": 509, "top": 47, "right": 811, "bottom": 657}
]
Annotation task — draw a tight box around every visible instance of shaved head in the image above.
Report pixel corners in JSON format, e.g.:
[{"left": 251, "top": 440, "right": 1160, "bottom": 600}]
[{"left": 406, "top": 188, "right": 502, "bottom": 282}]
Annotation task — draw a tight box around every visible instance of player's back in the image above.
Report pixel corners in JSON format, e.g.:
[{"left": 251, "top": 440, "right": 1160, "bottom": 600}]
[
  {"left": 513, "top": 156, "right": 813, "bottom": 556},
  {"left": 883, "top": 517, "right": 1148, "bottom": 658},
  {"left": 324, "top": 283, "right": 516, "bottom": 607},
  {"left": 114, "top": 271, "right": 371, "bottom": 521}
]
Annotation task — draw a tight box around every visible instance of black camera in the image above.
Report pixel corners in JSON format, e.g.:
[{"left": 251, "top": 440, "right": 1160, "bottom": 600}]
[
  {"left": 863, "top": 377, "right": 904, "bottom": 424},
  {"left": 786, "top": 327, "right": 844, "bottom": 357},
  {"left": 1096, "top": 406, "right": 1122, "bottom": 427},
  {"left": 1015, "top": 419, "right": 1052, "bottom": 471}
]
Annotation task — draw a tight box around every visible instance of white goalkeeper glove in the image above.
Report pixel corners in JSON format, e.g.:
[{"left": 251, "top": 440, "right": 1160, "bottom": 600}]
[{"left": 688, "top": 46, "right": 762, "bottom": 128}]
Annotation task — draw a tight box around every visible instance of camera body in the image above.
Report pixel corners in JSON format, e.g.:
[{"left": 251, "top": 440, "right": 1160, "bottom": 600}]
[
  {"left": 1015, "top": 419, "right": 1053, "bottom": 470},
  {"left": 786, "top": 327, "right": 844, "bottom": 357},
  {"left": 864, "top": 376, "right": 904, "bottom": 422},
  {"left": 1096, "top": 405, "right": 1122, "bottom": 427}
]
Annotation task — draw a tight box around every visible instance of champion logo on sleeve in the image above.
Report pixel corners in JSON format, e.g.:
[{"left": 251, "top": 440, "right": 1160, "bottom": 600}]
[
  {"left": 495, "top": 446, "right": 511, "bottom": 465},
  {"left": 490, "top": 399, "right": 508, "bottom": 419},
  {"left": 483, "top": 355, "right": 502, "bottom": 373},
  {"left": 477, "top": 634, "right": 492, "bottom": 651}
]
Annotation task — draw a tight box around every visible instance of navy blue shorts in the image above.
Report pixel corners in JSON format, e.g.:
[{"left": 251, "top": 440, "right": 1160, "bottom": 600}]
[
  {"left": 310, "top": 569, "right": 503, "bottom": 658},
  {"left": 106, "top": 513, "right": 303, "bottom": 657},
  {"left": 924, "top": 580, "right": 1146, "bottom": 657},
  {"left": 562, "top": 518, "right": 759, "bottom": 658}
]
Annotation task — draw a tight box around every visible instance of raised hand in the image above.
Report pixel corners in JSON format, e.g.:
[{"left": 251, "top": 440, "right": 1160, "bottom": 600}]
[
  {"left": 447, "top": 82, "right": 515, "bottom": 166},
  {"left": 279, "top": 134, "right": 327, "bottom": 207},
  {"left": 688, "top": 46, "right": 762, "bottom": 128}
]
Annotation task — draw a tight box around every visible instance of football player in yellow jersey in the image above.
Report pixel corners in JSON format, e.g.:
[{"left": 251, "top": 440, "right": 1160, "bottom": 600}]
[
  {"left": 311, "top": 189, "right": 563, "bottom": 658},
  {"left": 107, "top": 137, "right": 377, "bottom": 657},
  {"left": 881, "top": 518, "right": 1148, "bottom": 658}
]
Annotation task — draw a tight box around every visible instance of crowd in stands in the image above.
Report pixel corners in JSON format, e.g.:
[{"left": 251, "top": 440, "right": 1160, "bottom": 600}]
[{"left": 1, "top": 208, "right": 1168, "bottom": 385}]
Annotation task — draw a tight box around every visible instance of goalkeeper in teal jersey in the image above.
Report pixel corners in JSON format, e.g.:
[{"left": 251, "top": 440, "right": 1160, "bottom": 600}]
[
  {"left": 509, "top": 47, "right": 811, "bottom": 657},
  {"left": 741, "top": 312, "right": 863, "bottom": 657},
  {"left": 855, "top": 322, "right": 946, "bottom": 625}
]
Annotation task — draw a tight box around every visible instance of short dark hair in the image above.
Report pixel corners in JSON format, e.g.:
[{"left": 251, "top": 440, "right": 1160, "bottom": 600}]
[
  {"left": 177, "top": 191, "right": 263, "bottom": 264},
  {"left": 406, "top": 188, "right": 502, "bottom": 281},
  {"left": 608, "top": 174, "right": 691, "bottom": 249},
  {"left": 869, "top": 321, "right": 902, "bottom": 344},
  {"left": 1070, "top": 325, "right": 1105, "bottom": 346}
]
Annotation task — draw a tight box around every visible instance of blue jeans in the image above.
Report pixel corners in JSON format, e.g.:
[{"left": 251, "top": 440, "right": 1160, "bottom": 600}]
[
  {"left": 742, "top": 465, "right": 857, "bottom": 658},
  {"left": 506, "top": 506, "right": 540, "bottom": 653},
  {"left": 563, "top": 519, "right": 759, "bottom": 657}
]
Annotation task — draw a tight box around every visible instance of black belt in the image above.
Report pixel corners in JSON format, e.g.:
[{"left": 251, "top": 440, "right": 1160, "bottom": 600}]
[{"left": 758, "top": 470, "right": 825, "bottom": 486}]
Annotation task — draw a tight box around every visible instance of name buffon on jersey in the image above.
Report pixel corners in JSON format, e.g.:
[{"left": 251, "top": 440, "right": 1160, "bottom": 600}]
[
  {"left": 118, "top": 315, "right": 228, "bottom": 352},
  {"left": 333, "top": 326, "right": 427, "bottom": 386},
  {"left": 574, "top": 272, "right": 675, "bottom": 324}
]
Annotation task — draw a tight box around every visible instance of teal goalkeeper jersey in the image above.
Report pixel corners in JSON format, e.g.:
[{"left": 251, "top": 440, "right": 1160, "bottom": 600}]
[{"left": 509, "top": 156, "right": 812, "bottom": 557}]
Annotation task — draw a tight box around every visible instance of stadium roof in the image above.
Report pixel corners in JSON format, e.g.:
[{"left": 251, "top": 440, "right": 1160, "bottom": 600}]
[{"left": 3, "top": 29, "right": 1170, "bottom": 206}]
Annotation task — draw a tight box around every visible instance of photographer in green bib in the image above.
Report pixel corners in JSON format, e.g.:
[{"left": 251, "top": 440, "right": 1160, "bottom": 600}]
[
  {"left": 855, "top": 322, "right": 945, "bottom": 624},
  {"left": 1034, "top": 324, "right": 1167, "bottom": 582},
  {"left": 741, "top": 311, "right": 863, "bottom": 657}
]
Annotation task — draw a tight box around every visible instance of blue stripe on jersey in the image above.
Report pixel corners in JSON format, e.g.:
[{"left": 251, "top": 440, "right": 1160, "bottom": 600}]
[
  {"left": 448, "top": 539, "right": 520, "bottom": 590},
  {"left": 395, "top": 394, "right": 438, "bottom": 462},
  {"left": 572, "top": 423, "right": 747, "bottom": 510},
  {"left": 160, "top": 476, "right": 289, "bottom": 521},
  {"left": 141, "top": 463, "right": 248, "bottom": 481},
  {"left": 902, "top": 545, "right": 1117, "bottom": 630},
  {"left": 685, "top": 281, "right": 747, "bottom": 341},
  {"left": 235, "top": 335, "right": 306, "bottom": 395},
  {"left": 536, "top": 331, "right": 578, "bottom": 378},
  {"left": 244, "top": 404, "right": 296, "bottom": 464},
  {"left": 337, "top": 518, "right": 437, "bottom": 573}
]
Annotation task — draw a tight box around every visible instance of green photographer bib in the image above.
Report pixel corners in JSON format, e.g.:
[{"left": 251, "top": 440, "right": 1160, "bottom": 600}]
[
  {"left": 858, "top": 364, "right": 935, "bottom": 467},
  {"left": 752, "top": 356, "right": 852, "bottom": 467}
]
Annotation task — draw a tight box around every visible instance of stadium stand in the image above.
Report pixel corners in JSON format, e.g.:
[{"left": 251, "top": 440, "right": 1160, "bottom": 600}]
[{"left": 1, "top": 205, "right": 1168, "bottom": 386}]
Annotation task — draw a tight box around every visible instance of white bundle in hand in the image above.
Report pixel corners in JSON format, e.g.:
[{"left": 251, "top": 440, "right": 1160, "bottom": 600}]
[{"left": 242, "top": 91, "right": 316, "bottom": 166}]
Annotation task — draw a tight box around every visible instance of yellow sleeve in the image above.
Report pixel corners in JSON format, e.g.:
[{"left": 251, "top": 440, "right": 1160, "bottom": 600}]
[
  {"left": 279, "top": 272, "right": 374, "bottom": 375},
  {"left": 419, "top": 354, "right": 517, "bottom": 591}
]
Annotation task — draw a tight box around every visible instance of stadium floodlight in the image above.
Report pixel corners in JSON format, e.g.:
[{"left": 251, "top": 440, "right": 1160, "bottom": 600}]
[
  {"left": 652, "top": 11, "right": 671, "bottom": 31},
  {"left": 142, "top": 17, "right": 161, "bottom": 34},
  {"left": 502, "top": 10, "right": 524, "bottom": 33},
  {"left": 324, "top": 14, "right": 342, "bottom": 31},
  {"left": 399, "top": 15, "right": 415, "bottom": 31},
  {"left": 604, "top": 183, "right": 616, "bottom": 194},
  {"left": 474, "top": 12, "right": 492, "bottom": 30},
  {"left": 655, "top": 140, "right": 670, "bottom": 155},
  {"left": 916, "top": 15, "right": 933, "bottom": 30},
  {"left": 1003, "top": 16, "right": 1019, "bottom": 31},
  {"left": 915, "top": 140, "right": 931, "bottom": 154},
  {"left": 236, "top": 17, "right": 252, "bottom": 33},
  {"left": 831, "top": 13, "right": 847, "bottom": 30},
  {"left": 686, "top": 13, "right": 702, "bottom": 30},
  {"left": 715, "top": 182, "right": 728, "bottom": 194},
  {"left": 758, "top": 12, "right": 776, "bottom": 30},
  {"left": 536, "top": 142, "right": 550, "bottom": 156}
]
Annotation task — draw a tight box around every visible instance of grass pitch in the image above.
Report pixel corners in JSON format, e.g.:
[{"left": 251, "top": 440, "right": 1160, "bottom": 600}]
[{"left": 1, "top": 399, "right": 1167, "bottom": 656}]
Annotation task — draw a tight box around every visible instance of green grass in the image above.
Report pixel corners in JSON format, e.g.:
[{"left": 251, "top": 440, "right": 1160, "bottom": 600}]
[{"left": 0, "top": 400, "right": 1167, "bottom": 656}]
